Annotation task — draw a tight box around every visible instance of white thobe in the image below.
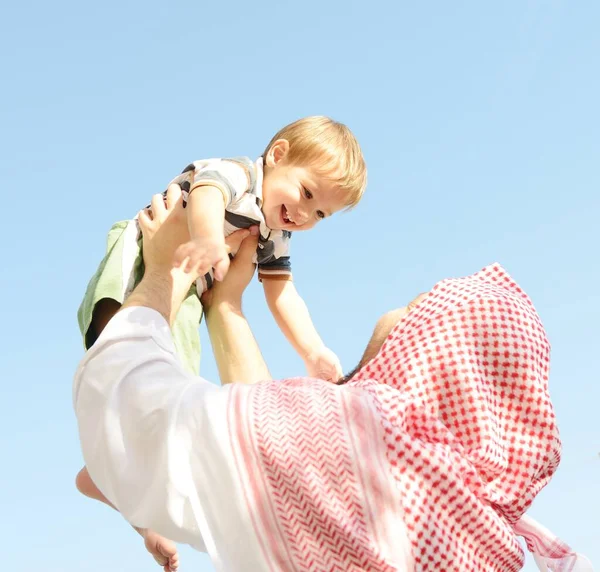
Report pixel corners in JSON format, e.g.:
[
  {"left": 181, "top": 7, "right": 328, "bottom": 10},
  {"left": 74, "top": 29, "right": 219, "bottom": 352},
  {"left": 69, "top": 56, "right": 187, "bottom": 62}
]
[{"left": 73, "top": 307, "right": 413, "bottom": 572}]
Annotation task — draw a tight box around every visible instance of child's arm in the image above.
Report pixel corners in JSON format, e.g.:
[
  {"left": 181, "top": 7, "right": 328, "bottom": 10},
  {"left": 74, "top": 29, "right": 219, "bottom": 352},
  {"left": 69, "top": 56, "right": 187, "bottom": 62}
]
[
  {"left": 171, "top": 158, "right": 256, "bottom": 280},
  {"left": 263, "top": 279, "right": 342, "bottom": 381},
  {"left": 172, "top": 185, "right": 230, "bottom": 280}
]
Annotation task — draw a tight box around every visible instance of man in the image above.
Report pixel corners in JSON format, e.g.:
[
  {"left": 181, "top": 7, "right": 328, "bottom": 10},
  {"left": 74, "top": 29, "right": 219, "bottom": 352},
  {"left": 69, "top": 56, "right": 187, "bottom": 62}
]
[{"left": 73, "top": 186, "right": 591, "bottom": 571}]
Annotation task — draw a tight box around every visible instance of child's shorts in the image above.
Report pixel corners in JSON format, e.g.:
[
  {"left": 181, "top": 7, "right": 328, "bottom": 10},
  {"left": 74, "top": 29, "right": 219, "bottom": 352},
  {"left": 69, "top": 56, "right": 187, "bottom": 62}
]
[{"left": 77, "top": 219, "right": 203, "bottom": 375}]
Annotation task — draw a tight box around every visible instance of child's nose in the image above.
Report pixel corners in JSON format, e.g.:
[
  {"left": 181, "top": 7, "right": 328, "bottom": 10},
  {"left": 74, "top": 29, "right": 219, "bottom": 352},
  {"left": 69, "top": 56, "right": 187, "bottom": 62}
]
[{"left": 296, "top": 208, "right": 309, "bottom": 224}]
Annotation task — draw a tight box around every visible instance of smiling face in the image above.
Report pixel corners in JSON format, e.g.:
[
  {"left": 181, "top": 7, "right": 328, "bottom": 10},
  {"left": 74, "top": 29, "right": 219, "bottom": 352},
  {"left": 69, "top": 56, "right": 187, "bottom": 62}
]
[{"left": 261, "top": 139, "right": 347, "bottom": 232}]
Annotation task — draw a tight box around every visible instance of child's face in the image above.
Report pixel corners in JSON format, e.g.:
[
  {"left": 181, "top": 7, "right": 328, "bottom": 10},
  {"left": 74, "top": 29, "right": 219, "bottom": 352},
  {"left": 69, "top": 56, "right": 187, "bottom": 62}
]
[{"left": 262, "top": 142, "right": 346, "bottom": 232}]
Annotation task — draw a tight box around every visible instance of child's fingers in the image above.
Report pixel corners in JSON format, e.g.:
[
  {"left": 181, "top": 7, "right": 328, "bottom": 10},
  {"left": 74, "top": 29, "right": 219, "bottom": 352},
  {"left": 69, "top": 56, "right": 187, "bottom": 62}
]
[
  {"left": 328, "top": 354, "right": 343, "bottom": 382},
  {"left": 335, "top": 356, "right": 343, "bottom": 374},
  {"left": 176, "top": 256, "right": 193, "bottom": 274},
  {"left": 178, "top": 251, "right": 205, "bottom": 276},
  {"left": 185, "top": 254, "right": 205, "bottom": 274},
  {"left": 173, "top": 243, "right": 191, "bottom": 267},
  {"left": 150, "top": 193, "right": 166, "bottom": 218},
  {"left": 165, "top": 184, "right": 183, "bottom": 209},
  {"left": 174, "top": 247, "right": 201, "bottom": 273},
  {"left": 174, "top": 245, "right": 206, "bottom": 275},
  {"left": 334, "top": 363, "right": 343, "bottom": 382},
  {"left": 213, "top": 255, "right": 230, "bottom": 282},
  {"left": 138, "top": 208, "right": 152, "bottom": 230}
]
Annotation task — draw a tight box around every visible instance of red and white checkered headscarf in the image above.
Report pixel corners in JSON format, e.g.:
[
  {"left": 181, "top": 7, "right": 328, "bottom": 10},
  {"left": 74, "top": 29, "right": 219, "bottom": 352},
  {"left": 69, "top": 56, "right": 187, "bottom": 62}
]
[{"left": 229, "top": 264, "right": 592, "bottom": 571}]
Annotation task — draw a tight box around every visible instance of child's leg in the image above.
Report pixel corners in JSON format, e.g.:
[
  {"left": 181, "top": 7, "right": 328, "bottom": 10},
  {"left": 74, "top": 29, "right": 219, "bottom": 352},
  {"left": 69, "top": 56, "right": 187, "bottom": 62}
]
[
  {"left": 77, "top": 219, "right": 142, "bottom": 349},
  {"left": 86, "top": 297, "right": 122, "bottom": 346}
]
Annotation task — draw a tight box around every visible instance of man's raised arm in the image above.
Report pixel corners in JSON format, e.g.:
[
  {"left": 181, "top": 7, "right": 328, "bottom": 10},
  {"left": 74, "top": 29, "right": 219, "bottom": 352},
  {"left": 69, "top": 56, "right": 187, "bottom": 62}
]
[
  {"left": 73, "top": 185, "right": 268, "bottom": 551},
  {"left": 203, "top": 232, "right": 272, "bottom": 385}
]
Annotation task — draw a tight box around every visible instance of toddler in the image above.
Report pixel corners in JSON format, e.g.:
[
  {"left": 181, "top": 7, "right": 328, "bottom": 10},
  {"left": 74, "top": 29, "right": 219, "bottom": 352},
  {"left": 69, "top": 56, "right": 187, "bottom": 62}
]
[{"left": 78, "top": 115, "right": 367, "bottom": 380}]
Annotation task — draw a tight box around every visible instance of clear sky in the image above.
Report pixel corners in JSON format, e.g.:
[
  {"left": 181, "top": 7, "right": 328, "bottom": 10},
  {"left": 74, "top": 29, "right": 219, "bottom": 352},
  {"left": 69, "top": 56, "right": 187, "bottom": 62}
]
[{"left": 1, "top": 1, "right": 598, "bottom": 570}]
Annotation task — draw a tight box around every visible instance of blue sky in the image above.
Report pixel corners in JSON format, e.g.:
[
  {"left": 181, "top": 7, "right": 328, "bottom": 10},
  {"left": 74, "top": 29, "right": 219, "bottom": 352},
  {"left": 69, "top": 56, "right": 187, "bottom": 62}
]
[{"left": 1, "top": 1, "right": 598, "bottom": 570}]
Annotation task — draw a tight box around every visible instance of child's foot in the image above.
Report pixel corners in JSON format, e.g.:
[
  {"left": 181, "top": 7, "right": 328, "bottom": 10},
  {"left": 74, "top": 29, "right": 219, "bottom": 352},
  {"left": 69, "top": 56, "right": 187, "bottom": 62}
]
[{"left": 143, "top": 529, "right": 179, "bottom": 572}]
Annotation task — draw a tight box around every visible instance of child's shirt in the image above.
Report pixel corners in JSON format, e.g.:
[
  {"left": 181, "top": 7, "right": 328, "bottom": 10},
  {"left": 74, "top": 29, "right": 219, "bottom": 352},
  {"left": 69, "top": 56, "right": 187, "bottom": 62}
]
[{"left": 168, "top": 157, "right": 292, "bottom": 288}]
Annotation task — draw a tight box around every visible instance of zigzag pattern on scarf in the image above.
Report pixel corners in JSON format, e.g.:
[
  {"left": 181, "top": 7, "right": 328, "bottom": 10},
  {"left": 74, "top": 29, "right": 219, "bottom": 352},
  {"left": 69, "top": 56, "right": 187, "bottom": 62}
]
[{"left": 251, "top": 379, "right": 395, "bottom": 572}]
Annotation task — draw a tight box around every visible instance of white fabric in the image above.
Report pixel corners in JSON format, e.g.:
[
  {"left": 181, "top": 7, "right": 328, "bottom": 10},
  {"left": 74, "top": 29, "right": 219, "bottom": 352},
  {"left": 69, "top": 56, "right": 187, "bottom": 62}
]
[
  {"left": 73, "top": 307, "right": 412, "bottom": 571},
  {"left": 74, "top": 308, "right": 268, "bottom": 570}
]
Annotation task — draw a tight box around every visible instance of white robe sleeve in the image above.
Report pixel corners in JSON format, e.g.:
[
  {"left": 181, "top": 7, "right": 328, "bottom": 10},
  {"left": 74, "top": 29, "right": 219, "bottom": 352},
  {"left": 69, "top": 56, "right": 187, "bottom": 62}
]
[{"left": 72, "top": 307, "right": 249, "bottom": 563}]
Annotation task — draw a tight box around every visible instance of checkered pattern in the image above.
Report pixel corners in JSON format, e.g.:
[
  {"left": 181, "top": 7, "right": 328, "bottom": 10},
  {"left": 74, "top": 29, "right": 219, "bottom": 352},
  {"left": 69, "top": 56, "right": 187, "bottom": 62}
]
[
  {"left": 351, "top": 264, "right": 559, "bottom": 570},
  {"left": 233, "top": 264, "right": 588, "bottom": 571}
]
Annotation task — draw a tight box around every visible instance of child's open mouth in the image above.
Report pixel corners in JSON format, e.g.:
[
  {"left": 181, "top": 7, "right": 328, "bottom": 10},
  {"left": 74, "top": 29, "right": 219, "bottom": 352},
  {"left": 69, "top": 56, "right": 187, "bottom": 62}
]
[{"left": 281, "top": 205, "right": 294, "bottom": 225}]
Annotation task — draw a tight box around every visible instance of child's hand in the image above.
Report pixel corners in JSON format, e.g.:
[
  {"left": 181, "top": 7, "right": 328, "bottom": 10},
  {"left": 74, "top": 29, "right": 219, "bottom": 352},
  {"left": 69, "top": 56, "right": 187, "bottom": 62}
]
[
  {"left": 305, "top": 346, "right": 343, "bottom": 382},
  {"left": 174, "top": 236, "right": 230, "bottom": 281}
]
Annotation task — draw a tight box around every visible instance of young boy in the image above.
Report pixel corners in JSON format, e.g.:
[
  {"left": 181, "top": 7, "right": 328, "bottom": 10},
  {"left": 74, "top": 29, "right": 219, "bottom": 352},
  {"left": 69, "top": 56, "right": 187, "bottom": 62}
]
[{"left": 78, "top": 115, "right": 366, "bottom": 380}]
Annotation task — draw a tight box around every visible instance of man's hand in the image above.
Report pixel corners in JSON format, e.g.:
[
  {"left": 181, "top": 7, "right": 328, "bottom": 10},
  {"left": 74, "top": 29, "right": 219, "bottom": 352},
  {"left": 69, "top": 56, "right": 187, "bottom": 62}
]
[
  {"left": 201, "top": 226, "right": 259, "bottom": 311},
  {"left": 135, "top": 185, "right": 199, "bottom": 323},
  {"left": 136, "top": 185, "right": 257, "bottom": 325},
  {"left": 139, "top": 185, "right": 192, "bottom": 275},
  {"left": 202, "top": 225, "right": 271, "bottom": 385}
]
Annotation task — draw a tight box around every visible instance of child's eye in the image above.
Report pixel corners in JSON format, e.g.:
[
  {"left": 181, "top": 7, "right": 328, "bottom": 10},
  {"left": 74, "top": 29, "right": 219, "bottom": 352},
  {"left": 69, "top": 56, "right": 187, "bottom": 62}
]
[
  {"left": 303, "top": 188, "right": 313, "bottom": 200},
  {"left": 316, "top": 210, "right": 325, "bottom": 219}
]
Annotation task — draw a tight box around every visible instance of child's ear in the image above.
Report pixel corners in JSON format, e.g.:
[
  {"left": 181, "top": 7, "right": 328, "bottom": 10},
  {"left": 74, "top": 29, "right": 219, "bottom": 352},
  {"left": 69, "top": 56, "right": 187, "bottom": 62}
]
[{"left": 265, "top": 139, "right": 290, "bottom": 167}]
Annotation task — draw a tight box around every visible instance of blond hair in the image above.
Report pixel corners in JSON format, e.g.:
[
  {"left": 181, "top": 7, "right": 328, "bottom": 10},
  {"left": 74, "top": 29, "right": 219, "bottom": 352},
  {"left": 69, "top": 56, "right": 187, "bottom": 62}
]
[{"left": 263, "top": 116, "right": 367, "bottom": 209}]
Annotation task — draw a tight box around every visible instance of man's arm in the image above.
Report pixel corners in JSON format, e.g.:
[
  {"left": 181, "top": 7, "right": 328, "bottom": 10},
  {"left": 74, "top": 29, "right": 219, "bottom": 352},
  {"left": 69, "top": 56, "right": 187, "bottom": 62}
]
[
  {"left": 202, "top": 223, "right": 271, "bottom": 384},
  {"left": 74, "top": 303, "right": 233, "bottom": 552},
  {"left": 123, "top": 189, "right": 271, "bottom": 388},
  {"left": 75, "top": 187, "right": 267, "bottom": 528},
  {"left": 205, "top": 302, "right": 271, "bottom": 385}
]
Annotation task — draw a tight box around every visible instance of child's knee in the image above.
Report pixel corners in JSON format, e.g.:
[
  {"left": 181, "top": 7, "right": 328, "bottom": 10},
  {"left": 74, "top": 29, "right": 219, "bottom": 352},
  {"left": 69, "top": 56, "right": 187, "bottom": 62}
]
[{"left": 87, "top": 298, "right": 122, "bottom": 347}]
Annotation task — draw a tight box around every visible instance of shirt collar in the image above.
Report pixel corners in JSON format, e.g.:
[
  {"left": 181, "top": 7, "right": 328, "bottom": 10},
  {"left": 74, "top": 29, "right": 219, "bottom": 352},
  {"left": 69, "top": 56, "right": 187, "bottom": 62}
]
[
  {"left": 254, "top": 157, "right": 264, "bottom": 206},
  {"left": 254, "top": 156, "right": 271, "bottom": 239}
]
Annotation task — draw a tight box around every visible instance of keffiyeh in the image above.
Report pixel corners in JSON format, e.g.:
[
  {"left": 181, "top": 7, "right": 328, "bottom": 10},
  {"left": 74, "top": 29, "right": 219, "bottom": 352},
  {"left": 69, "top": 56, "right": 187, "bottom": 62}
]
[{"left": 227, "top": 264, "right": 591, "bottom": 571}]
